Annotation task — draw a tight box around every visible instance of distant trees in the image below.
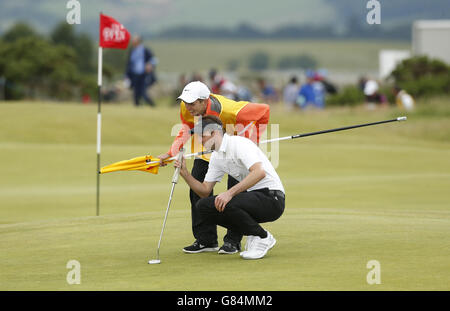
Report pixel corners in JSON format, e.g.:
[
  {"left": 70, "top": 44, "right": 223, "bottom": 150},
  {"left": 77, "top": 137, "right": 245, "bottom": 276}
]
[
  {"left": 246, "top": 52, "right": 318, "bottom": 72},
  {"left": 390, "top": 56, "right": 450, "bottom": 98},
  {"left": 2, "top": 22, "right": 42, "bottom": 42},
  {"left": 0, "top": 36, "right": 82, "bottom": 99},
  {"left": 50, "top": 22, "right": 95, "bottom": 74},
  {"left": 277, "top": 54, "right": 318, "bottom": 70},
  {"left": 0, "top": 21, "right": 97, "bottom": 100},
  {"left": 154, "top": 21, "right": 411, "bottom": 40},
  {"left": 248, "top": 52, "right": 270, "bottom": 71}
]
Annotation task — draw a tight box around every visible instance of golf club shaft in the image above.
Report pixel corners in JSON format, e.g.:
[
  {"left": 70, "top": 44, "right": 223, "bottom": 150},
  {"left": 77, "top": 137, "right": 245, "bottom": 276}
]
[
  {"left": 149, "top": 116, "right": 407, "bottom": 164},
  {"left": 261, "top": 116, "right": 407, "bottom": 144},
  {"left": 156, "top": 182, "right": 176, "bottom": 260},
  {"left": 154, "top": 148, "right": 185, "bottom": 260}
]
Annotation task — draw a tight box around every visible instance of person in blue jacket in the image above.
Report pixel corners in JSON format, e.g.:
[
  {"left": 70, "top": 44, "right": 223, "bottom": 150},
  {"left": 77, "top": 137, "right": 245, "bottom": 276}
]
[
  {"left": 126, "top": 35, "right": 157, "bottom": 107},
  {"left": 297, "top": 70, "right": 325, "bottom": 109}
]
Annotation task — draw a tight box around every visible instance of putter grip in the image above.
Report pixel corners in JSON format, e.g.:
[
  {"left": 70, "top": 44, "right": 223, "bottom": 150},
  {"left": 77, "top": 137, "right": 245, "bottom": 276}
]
[{"left": 172, "top": 148, "right": 185, "bottom": 183}]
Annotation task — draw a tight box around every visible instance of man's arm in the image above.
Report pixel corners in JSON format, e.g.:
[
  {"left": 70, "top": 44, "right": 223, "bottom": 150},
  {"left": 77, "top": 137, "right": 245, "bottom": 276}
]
[
  {"left": 214, "top": 162, "right": 265, "bottom": 212},
  {"left": 174, "top": 158, "right": 216, "bottom": 198},
  {"left": 157, "top": 120, "right": 192, "bottom": 166},
  {"left": 235, "top": 103, "right": 270, "bottom": 143}
]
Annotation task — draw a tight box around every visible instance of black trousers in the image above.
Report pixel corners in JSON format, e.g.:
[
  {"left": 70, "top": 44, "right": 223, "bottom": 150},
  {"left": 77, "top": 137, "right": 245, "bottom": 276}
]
[
  {"left": 196, "top": 188, "right": 285, "bottom": 240},
  {"left": 131, "top": 73, "right": 155, "bottom": 107},
  {"left": 190, "top": 159, "right": 241, "bottom": 245}
]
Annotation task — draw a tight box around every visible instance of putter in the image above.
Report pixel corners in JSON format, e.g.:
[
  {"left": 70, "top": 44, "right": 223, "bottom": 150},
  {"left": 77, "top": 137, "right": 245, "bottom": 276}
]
[{"left": 148, "top": 148, "right": 185, "bottom": 265}]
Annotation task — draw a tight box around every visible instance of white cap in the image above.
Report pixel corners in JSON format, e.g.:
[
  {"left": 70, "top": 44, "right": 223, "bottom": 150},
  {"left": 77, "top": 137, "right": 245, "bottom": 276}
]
[
  {"left": 364, "top": 80, "right": 379, "bottom": 96},
  {"left": 177, "top": 81, "right": 211, "bottom": 104}
]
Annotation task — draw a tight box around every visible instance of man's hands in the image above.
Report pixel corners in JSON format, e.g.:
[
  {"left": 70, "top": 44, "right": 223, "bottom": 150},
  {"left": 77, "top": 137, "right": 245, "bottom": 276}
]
[
  {"left": 157, "top": 153, "right": 171, "bottom": 167},
  {"left": 173, "top": 158, "right": 233, "bottom": 212},
  {"left": 214, "top": 191, "right": 233, "bottom": 212},
  {"left": 173, "top": 157, "right": 189, "bottom": 177},
  {"left": 145, "top": 63, "right": 153, "bottom": 73},
  {"left": 173, "top": 158, "right": 231, "bottom": 211}
]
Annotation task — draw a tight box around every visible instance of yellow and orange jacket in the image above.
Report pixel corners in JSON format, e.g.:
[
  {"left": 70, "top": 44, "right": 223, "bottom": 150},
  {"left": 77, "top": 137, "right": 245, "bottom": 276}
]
[{"left": 168, "top": 94, "right": 270, "bottom": 160}]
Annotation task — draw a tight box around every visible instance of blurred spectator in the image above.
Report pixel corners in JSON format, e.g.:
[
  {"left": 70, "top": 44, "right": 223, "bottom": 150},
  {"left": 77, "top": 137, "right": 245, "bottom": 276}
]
[
  {"left": 209, "top": 68, "right": 226, "bottom": 94},
  {"left": 173, "top": 74, "right": 188, "bottom": 106},
  {"left": 297, "top": 70, "right": 325, "bottom": 109},
  {"left": 317, "top": 69, "right": 337, "bottom": 95},
  {"left": 220, "top": 80, "right": 238, "bottom": 100},
  {"left": 179, "top": 73, "right": 188, "bottom": 88},
  {"left": 312, "top": 72, "right": 326, "bottom": 109},
  {"left": 358, "top": 76, "right": 368, "bottom": 92},
  {"left": 125, "top": 35, "right": 157, "bottom": 107},
  {"left": 363, "top": 79, "right": 388, "bottom": 109},
  {"left": 208, "top": 68, "right": 253, "bottom": 101},
  {"left": 257, "top": 78, "right": 278, "bottom": 104},
  {"left": 297, "top": 73, "right": 315, "bottom": 108},
  {"left": 102, "top": 87, "right": 118, "bottom": 102},
  {"left": 394, "top": 86, "right": 415, "bottom": 111},
  {"left": 236, "top": 86, "right": 253, "bottom": 102},
  {"left": 191, "top": 72, "right": 204, "bottom": 83},
  {"left": 283, "top": 76, "right": 300, "bottom": 110},
  {"left": 102, "top": 80, "right": 126, "bottom": 103}
]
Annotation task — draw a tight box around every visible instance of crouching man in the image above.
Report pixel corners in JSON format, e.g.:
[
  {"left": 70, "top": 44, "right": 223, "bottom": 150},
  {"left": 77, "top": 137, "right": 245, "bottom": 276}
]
[{"left": 174, "top": 115, "right": 285, "bottom": 259}]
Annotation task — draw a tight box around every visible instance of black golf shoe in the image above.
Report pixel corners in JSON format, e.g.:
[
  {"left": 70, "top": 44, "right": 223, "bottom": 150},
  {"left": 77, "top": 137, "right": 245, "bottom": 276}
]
[
  {"left": 218, "top": 242, "right": 241, "bottom": 254},
  {"left": 182, "top": 240, "right": 219, "bottom": 253}
]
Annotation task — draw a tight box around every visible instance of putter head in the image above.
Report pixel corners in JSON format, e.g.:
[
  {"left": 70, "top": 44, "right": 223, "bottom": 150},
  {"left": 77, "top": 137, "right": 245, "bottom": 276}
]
[
  {"left": 397, "top": 116, "right": 407, "bottom": 121},
  {"left": 148, "top": 259, "right": 161, "bottom": 264}
]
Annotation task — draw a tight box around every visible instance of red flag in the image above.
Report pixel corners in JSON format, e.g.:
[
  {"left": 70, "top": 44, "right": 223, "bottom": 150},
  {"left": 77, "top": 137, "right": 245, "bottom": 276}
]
[{"left": 99, "top": 14, "right": 130, "bottom": 49}]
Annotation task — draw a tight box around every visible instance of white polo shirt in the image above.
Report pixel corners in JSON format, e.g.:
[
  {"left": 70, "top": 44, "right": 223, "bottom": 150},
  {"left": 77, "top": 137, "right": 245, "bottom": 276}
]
[{"left": 204, "top": 134, "right": 285, "bottom": 193}]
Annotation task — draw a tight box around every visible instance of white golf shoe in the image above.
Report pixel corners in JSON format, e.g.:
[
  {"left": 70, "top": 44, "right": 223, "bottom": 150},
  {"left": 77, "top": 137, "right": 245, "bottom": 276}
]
[
  {"left": 240, "top": 231, "right": 276, "bottom": 260},
  {"left": 239, "top": 235, "right": 256, "bottom": 256}
]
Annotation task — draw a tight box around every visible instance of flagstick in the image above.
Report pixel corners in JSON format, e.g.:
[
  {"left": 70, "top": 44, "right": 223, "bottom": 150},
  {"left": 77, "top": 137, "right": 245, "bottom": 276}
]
[{"left": 96, "top": 46, "right": 103, "bottom": 216}]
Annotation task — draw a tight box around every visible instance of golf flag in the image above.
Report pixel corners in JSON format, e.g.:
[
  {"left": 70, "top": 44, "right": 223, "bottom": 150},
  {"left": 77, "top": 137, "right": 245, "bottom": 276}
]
[
  {"left": 99, "top": 14, "right": 130, "bottom": 49},
  {"left": 100, "top": 156, "right": 174, "bottom": 175},
  {"left": 96, "top": 13, "right": 130, "bottom": 216}
]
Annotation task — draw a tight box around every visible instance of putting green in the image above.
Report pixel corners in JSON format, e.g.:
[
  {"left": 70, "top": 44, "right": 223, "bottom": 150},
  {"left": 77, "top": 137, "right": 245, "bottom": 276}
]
[{"left": 1, "top": 99, "right": 449, "bottom": 290}]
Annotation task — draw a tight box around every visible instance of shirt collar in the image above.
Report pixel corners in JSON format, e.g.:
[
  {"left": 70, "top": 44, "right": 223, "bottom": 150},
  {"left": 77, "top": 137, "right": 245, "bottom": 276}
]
[
  {"left": 218, "top": 133, "right": 229, "bottom": 153},
  {"left": 203, "top": 98, "right": 211, "bottom": 116}
]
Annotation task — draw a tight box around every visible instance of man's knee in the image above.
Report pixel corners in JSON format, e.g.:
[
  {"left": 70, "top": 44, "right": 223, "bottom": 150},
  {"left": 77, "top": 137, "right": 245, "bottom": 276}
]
[{"left": 196, "top": 196, "right": 216, "bottom": 214}]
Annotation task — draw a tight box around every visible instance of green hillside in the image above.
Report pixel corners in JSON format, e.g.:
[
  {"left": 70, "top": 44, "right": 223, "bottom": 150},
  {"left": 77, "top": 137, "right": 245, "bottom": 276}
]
[{"left": 148, "top": 39, "right": 410, "bottom": 73}]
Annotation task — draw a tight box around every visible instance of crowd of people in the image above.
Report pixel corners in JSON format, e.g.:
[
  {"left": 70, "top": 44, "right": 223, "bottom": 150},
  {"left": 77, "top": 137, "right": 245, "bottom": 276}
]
[
  {"left": 358, "top": 76, "right": 415, "bottom": 111},
  {"left": 117, "top": 35, "right": 415, "bottom": 112},
  {"left": 173, "top": 69, "right": 338, "bottom": 110},
  {"left": 172, "top": 69, "right": 254, "bottom": 105},
  {"left": 282, "top": 70, "right": 337, "bottom": 110}
]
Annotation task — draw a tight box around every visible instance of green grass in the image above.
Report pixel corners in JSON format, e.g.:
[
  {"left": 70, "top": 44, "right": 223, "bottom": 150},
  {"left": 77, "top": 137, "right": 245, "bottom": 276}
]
[
  {"left": 1, "top": 98, "right": 450, "bottom": 290},
  {"left": 148, "top": 39, "right": 410, "bottom": 73}
]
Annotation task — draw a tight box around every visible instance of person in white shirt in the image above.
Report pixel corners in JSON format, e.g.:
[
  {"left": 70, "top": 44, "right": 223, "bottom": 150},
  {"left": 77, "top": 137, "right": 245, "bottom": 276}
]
[
  {"left": 283, "top": 76, "right": 300, "bottom": 110},
  {"left": 174, "top": 115, "right": 285, "bottom": 260},
  {"left": 394, "top": 86, "right": 415, "bottom": 111}
]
